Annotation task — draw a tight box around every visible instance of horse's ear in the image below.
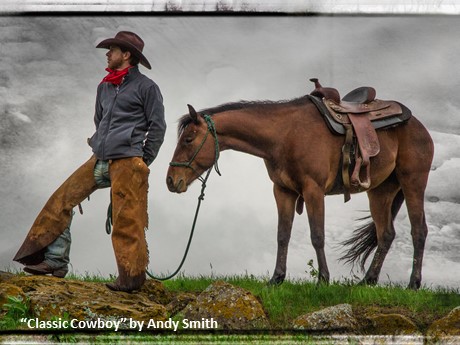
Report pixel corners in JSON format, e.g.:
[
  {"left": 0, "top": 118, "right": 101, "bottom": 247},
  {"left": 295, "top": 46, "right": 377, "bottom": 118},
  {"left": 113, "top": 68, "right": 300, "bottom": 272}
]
[{"left": 187, "top": 104, "right": 199, "bottom": 124}]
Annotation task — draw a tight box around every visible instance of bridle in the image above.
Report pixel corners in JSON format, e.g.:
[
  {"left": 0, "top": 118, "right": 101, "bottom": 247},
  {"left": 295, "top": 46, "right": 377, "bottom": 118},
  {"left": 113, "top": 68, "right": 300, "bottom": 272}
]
[{"left": 169, "top": 114, "right": 221, "bottom": 181}]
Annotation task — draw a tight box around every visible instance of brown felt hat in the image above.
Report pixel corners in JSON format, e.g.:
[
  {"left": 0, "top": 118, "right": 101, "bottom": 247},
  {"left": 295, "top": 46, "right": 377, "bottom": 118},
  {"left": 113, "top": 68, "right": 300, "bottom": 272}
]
[{"left": 96, "top": 31, "right": 151, "bottom": 70}]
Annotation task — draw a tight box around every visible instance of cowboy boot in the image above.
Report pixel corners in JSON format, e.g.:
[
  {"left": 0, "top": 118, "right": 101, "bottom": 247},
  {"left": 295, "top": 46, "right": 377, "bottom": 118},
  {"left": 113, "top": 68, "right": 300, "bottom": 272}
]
[
  {"left": 14, "top": 156, "right": 98, "bottom": 266},
  {"left": 23, "top": 262, "right": 69, "bottom": 278},
  {"left": 23, "top": 223, "right": 72, "bottom": 277},
  {"left": 106, "top": 157, "right": 149, "bottom": 292}
]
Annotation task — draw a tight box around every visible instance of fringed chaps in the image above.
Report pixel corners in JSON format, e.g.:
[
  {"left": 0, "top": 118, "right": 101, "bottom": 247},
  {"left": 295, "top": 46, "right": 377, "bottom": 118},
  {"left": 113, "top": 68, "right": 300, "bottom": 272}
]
[
  {"left": 14, "top": 156, "right": 150, "bottom": 291},
  {"left": 108, "top": 157, "right": 149, "bottom": 290},
  {"left": 14, "top": 156, "right": 98, "bottom": 265}
]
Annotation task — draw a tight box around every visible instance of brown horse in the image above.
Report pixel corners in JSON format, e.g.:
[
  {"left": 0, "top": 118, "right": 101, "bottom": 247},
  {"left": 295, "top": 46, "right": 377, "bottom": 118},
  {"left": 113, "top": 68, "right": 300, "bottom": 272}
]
[{"left": 166, "top": 93, "right": 434, "bottom": 289}]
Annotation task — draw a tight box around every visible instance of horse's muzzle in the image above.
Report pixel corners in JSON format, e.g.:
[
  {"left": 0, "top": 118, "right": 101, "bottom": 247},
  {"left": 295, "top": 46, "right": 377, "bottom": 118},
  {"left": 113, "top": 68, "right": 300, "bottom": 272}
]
[{"left": 166, "top": 175, "right": 187, "bottom": 193}]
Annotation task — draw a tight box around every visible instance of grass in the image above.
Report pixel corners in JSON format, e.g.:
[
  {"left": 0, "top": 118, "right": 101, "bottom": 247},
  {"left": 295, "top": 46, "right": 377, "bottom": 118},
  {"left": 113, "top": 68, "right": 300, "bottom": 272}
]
[
  {"left": 0, "top": 295, "right": 32, "bottom": 330},
  {"left": 161, "top": 273, "right": 460, "bottom": 330},
  {"left": 5, "top": 266, "right": 459, "bottom": 328}
]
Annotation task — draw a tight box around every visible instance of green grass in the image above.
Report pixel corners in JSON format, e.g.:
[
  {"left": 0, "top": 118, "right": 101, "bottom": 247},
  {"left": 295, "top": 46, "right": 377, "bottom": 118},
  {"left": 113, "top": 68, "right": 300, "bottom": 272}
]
[
  {"left": 0, "top": 295, "right": 33, "bottom": 330},
  {"left": 65, "top": 271, "right": 113, "bottom": 283},
  {"left": 162, "top": 274, "right": 460, "bottom": 329}
]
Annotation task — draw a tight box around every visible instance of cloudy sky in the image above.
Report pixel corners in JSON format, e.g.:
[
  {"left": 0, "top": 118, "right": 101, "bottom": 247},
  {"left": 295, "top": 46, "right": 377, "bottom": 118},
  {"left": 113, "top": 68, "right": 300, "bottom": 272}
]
[{"left": 1, "top": 14, "right": 459, "bottom": 289}]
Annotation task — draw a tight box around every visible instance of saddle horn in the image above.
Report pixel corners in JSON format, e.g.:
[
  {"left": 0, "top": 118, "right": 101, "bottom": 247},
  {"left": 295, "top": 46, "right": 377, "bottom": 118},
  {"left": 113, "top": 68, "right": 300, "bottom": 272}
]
[{"left": 309, "top": 78, "right": 340, "bottom": 103}]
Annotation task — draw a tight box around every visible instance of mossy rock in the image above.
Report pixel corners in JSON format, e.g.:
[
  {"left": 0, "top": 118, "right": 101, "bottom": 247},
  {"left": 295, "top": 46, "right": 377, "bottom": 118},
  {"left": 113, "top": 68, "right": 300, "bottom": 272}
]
[
  {"left": 427, "top": 306, "right": 460, "bottom": 337},
  {"left": 368, "top": 313, "right": 420, "bottom": 335},
  {"left": 6, "top": 275, "right": 168, "bottom": 323},
  {"left": 166, "top": 292, "right": 197, "bottom": 317},
  {"left": 0, "top": 283, "right": 26, "bottom": 309},
  {"left": 292, "top": 303, "right": 357, "bottom": 331},
  {"left": 183, "top": 280, "right": 270, "bottom": 330}
]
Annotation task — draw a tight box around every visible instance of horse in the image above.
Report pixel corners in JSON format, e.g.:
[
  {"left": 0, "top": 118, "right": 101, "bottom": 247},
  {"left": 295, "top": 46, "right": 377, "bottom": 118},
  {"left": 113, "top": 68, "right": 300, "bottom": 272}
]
[{"left": 166, "top": 90, "right": 434, "bottom": 290}]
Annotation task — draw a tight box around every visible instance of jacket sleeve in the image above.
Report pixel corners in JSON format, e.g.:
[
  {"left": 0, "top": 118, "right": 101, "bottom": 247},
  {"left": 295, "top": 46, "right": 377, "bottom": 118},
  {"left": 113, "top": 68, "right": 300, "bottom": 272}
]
[
  {"left": 94, "top": 84, "right": 103, "bottom": 130},
  {"left": 142, "top": 82, "right": 166, "bottom": 165}
]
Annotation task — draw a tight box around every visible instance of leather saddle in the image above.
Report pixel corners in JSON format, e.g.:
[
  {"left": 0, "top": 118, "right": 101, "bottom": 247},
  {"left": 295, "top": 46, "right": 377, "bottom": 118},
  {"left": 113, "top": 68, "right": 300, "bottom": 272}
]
[{"left": 307, "top": 78, "right": 412, "bottom": 202}]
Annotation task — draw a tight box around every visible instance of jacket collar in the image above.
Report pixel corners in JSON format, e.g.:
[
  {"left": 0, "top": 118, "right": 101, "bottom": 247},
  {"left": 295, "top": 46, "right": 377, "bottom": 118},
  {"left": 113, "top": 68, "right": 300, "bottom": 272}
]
[{"left": 124, "top": 65, "right": 140, "bottom": 81}]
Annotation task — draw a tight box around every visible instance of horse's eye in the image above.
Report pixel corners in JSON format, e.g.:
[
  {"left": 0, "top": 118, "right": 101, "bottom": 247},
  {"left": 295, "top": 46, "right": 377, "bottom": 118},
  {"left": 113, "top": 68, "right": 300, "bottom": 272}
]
[{"left": 184, "top": 130, "right": 197, "bottom": 144}]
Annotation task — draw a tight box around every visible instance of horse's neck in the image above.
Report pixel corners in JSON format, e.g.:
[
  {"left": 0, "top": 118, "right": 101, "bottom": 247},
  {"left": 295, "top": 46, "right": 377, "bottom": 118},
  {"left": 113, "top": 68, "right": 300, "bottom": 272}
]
[{"left": 214, "top": 110, "right": 276, "bottom": 160}]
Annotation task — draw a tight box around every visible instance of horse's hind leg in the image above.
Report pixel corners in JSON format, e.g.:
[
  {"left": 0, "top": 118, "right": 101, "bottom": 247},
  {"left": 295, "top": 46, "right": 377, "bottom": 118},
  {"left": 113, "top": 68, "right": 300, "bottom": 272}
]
[
  {"left": 395, "top": 120, "right": 433, "bottom": 289},
  {"left": 396, "top": 167, "right": 431, "bottom": 290},
  {"left": 269, "top": 184, "right": 297, "bottom": 285},
  {"left": 362, "top": 177, "right": 401, "bottom": 285}
]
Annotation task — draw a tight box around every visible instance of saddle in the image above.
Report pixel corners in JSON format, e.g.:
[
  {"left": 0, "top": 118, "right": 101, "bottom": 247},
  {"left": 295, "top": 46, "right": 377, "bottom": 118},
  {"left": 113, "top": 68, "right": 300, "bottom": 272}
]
[{"left": 308, "top": 78, "right": 412, "bottom": 202}]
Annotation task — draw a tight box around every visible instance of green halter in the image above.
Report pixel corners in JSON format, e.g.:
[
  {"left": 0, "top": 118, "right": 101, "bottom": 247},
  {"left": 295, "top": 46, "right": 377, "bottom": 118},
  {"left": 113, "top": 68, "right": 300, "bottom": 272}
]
[{"left": 169, "top": 114, "right": 221, "bottom": 180}]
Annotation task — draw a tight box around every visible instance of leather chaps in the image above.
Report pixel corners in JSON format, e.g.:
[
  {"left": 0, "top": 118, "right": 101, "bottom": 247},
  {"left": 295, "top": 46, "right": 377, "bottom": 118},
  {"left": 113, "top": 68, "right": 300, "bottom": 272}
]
[{"left": 14, "top": 155, "right": 149, "bottom": 290}]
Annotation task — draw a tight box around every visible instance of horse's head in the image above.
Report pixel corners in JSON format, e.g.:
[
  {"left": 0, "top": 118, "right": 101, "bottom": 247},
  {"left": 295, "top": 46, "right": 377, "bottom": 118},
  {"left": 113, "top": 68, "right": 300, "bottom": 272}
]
[{"left": 166, "top": 104, "right": 220, "bottom": 193}]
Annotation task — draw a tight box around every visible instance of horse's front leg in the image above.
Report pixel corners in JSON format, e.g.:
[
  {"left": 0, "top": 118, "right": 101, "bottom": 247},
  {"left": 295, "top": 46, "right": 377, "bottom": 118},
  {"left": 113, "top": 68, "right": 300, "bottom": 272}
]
[
  {"left": 304, "top": 185, "right": 329, "bottom": 284},
  {"left": 268, "top": 184, "right": 297, "bottom": 286}
]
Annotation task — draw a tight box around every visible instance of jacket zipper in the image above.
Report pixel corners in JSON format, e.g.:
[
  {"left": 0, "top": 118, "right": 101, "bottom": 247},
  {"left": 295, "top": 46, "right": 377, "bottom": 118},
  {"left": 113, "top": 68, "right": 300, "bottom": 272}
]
[{"left": 100, "top": 84, "right": 120, "bottom": 160}]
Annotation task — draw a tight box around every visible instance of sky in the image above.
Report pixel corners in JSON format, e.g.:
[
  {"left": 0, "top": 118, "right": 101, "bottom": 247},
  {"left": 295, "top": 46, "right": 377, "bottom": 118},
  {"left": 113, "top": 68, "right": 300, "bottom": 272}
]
[{"left": 0, "top": 15, "right": 459, "bottom": 289}]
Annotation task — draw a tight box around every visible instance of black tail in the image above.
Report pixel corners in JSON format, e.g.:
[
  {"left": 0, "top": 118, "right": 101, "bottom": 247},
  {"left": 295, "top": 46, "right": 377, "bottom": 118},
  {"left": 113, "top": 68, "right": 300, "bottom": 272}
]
[{"left": 339, "top": 190, "right": 405, "bottom": 272}]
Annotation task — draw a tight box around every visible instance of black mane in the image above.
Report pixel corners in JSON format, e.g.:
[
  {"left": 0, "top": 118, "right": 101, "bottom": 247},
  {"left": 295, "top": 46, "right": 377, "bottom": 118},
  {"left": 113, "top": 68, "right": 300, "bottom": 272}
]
[{"left": 177, "top": 95, "right": 310, "bottom": 137}]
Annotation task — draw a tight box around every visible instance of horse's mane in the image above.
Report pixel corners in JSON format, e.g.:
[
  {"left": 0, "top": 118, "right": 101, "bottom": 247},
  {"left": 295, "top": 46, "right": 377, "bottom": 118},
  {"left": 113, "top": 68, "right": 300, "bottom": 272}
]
[{"left": 177, "top": 95, "right": 310, "bottom": 137}]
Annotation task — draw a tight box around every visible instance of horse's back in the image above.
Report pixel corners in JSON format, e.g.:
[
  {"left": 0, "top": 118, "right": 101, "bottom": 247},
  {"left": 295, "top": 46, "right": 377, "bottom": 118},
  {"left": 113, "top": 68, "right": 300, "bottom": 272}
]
[{"left": 394, "top": 114, "right": 434, "bottom": 173}]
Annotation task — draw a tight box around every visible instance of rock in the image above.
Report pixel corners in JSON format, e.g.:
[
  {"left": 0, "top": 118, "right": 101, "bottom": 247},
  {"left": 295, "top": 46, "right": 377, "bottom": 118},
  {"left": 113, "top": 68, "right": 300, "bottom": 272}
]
[
  {"left": 427, "top": 306, "right": 460, "bottom": 337},
  {"left": 140, "top": 279, "right": 172, "bottom": 305},
  {"left": 183, "top": 280, "right": 270, "bottom": 330},
  {"left": 368, "top": 313, "right": 420, "bottom": 335},
  {"left": 293, "top": 303, "right": 357, "bottom": 331},
  {"left": 0, "top": 283, "right": 26, "bottom": 309},
  {"left": 166, "top": 292, "right": 196, "bottom": 317},
  {"left": 0, "top": 271, "right": 15, "bottom": 283},
  {"left": 5, "top": 275, "right": 168, "bottom": 324},
  {"left": 0, "top": 272, "right": 25, "bottom": 307}
]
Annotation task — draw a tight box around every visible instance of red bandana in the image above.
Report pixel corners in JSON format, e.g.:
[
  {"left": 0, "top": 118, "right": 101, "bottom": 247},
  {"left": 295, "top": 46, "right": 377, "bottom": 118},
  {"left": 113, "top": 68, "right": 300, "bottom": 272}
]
[{"left": 100, "top": 66, "right": 133, "bottom": 85}]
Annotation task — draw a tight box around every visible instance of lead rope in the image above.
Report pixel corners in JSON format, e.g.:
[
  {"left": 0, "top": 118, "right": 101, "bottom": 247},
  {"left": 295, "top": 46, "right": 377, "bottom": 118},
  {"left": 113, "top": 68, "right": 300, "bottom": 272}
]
[
  {"left": 146, "top": 114, "right": 221, "bottom": 280},
  {"left": 146, "top": 167, "right": 213, "bottom": 281}
]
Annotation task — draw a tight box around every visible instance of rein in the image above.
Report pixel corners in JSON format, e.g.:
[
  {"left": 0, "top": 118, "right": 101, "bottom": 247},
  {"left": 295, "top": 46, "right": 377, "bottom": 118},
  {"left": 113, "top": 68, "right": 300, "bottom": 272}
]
[{"left": 146, "top": 114, "right": 221, "bottom": 281}]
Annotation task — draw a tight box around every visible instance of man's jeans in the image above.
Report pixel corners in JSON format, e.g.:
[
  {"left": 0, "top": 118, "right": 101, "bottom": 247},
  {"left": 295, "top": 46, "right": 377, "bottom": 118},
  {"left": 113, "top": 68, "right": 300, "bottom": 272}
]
[
  {"left": 44, "top": 160, "right": 111, "bottom": 269},
  {"left": 44, "top": 216, "right": 72, "bottom": 269}
]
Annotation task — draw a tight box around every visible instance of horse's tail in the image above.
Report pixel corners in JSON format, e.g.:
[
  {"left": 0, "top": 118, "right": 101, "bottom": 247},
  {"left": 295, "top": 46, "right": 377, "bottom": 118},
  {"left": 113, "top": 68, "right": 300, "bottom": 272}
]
[{"left": 339, "top": 190, "right": 405, "bottom": 271}]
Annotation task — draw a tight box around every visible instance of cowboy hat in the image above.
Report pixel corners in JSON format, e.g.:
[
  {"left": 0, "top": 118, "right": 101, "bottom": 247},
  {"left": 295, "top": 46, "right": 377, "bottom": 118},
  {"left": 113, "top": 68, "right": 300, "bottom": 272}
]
[{"left": 96, "top": 31, "right": 151, "bottom": 70}]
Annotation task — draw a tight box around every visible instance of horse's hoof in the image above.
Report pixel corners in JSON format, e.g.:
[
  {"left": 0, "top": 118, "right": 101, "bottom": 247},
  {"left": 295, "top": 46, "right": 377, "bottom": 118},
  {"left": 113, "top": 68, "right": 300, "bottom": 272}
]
[
  {"left": 316, "top": 278, "right": 330, "bottom": 286},
  {"left": 268, "top": 276, "right": 284, "bottom": 286},
  {"left": 408, "top": 281, "right": 421, "bottom": 290},
  {"left": 359, "top": 278, "right": 377, "bottom": 286}
]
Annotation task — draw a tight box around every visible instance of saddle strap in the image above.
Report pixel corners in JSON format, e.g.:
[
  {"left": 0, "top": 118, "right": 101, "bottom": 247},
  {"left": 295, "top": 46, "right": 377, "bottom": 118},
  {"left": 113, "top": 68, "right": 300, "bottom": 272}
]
[
  {"left": 348, "top": 114, "right": 380, "bottom": 157},
  {"left": 341, "top": 123, "right": 353, "bottom": 203},
  {"left": 348, "top": 113, "right": 380, "bottom": 189},
  {"left": 351, "top": 155, "right": 372, "bottom": 189}
]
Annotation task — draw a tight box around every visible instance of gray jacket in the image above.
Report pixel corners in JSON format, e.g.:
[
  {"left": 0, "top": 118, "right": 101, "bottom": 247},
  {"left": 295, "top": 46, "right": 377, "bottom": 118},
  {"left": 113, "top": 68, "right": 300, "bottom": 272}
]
[{"left": 89, "top": 66, "right": 166, "bottom": 165}]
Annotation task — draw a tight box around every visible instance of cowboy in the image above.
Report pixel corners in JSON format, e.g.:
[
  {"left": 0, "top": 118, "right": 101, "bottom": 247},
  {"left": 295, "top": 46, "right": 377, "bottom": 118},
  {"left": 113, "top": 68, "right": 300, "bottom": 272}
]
[{"left": 13, "top": 31, "right": 166, "bottom": 292}]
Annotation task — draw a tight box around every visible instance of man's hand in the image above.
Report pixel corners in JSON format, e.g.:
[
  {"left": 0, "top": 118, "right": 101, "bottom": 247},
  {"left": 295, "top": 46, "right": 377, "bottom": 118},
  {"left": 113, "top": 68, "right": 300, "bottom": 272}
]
[{"left": 143, "top": 154, "right": 154, "bottom": 166}]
